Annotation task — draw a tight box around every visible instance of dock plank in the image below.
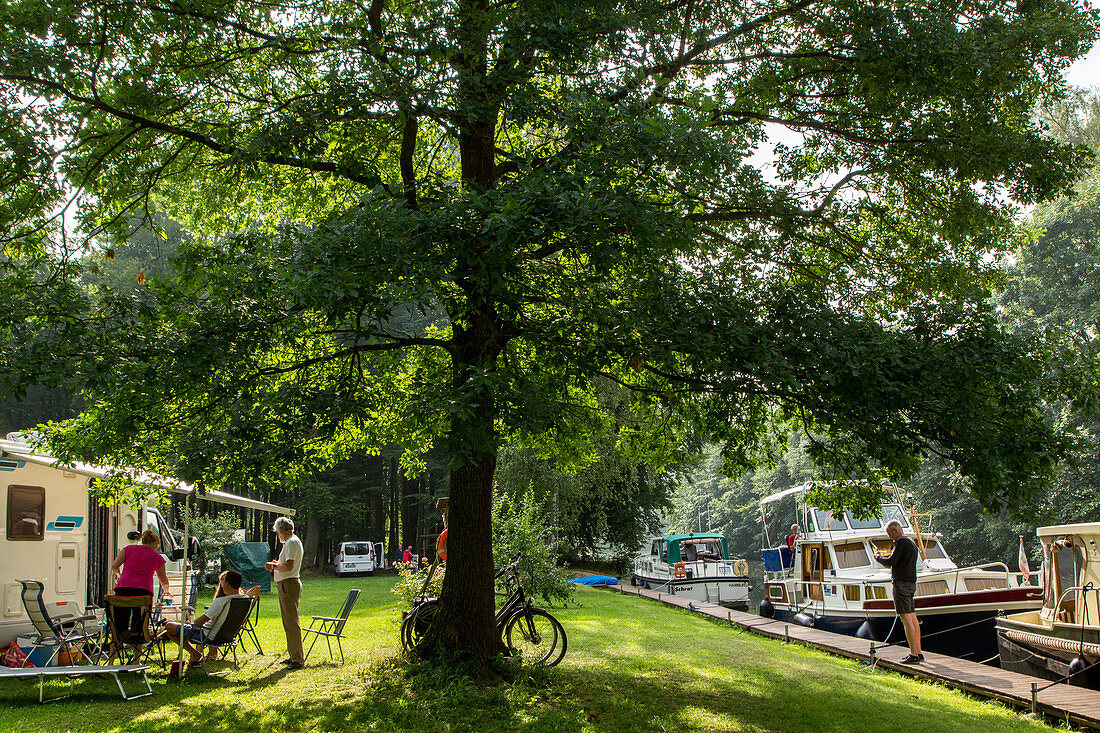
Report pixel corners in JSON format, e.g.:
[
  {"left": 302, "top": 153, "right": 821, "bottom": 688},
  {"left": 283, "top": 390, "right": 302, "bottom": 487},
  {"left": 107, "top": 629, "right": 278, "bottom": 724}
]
[{"left": 609, "top": 582, "right": 1100, "bottom": 730}]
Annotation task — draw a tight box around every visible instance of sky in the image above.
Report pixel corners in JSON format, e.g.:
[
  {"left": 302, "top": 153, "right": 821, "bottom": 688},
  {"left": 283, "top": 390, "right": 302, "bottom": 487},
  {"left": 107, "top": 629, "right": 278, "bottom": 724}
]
[{"left": 1066, "top": 42, "right": 1100, "bottom": 88}]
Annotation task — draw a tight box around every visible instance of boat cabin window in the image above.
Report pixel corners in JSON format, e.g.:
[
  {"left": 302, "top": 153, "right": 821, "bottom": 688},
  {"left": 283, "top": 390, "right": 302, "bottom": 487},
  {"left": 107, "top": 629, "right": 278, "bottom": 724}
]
[
  {"left": 833, "top": 541, "right": 870, "bottom": 569},
  {"left": 7, "top": 485, "right": 45, "bottom": 540},
  {"left": 1052, "top": 539, "right": 1085, "bottom": 621},
  {"left": 680, "top": 538, "right": 724, "bottom": 562},
  {"left": 916, "top": 580, "right": 950, "bottom": 596},
  {"left": 871, "top": 539, "right": 893, "bottom": 554},
  {"left": 878, "top": 505, "right": 910, "bottom": 528},
  {"left": 845, "top": 511, "right": 881, "bottom": 530},
  {"left": 813, "top": 509, "right": 846, "bottom": 532},
  {"left": 922, "top": 539, "right": 947, "bottom": 560},
  {"left": 651, "top": 541, "right": 660, "bottom": 557}
]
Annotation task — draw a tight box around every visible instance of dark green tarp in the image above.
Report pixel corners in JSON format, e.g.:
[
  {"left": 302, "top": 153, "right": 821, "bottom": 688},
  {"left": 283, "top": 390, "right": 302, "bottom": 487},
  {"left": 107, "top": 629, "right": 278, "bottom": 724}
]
[{"left": 223, "top": 542, "right": 272, "bottom": 593}]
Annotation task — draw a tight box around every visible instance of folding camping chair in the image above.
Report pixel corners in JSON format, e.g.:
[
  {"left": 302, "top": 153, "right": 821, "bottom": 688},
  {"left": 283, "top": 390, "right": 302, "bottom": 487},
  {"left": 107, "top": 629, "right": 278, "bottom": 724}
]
[
  {"left": 190, "top": 596, "right": 253, "bottom": 674},
  {"left": 153, "top": 570, "right": 200, "bottom": 626},
  {"left": 17, "top": 579, "right": 101, "bottom": 667},
  {"left": 103, "top": 595, "right": 157, "bottom": 667},
  {"left": 235, "top": 585, "right": 264, "bottom": 655},
  {"left": 303, "top": 589, "right": 360, "bottom": 663}
]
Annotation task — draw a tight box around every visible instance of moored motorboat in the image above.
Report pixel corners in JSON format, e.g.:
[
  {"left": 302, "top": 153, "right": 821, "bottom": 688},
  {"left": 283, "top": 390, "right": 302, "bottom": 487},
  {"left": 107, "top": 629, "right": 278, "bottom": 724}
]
[
  {"left": 996, "top": 523, "right": 1100, "bottom": 687},
  {"left": 632, "top": 532, "right": 751, "bottom": 610},
  {"left": 759, "top": 482, "right": 1042, "bottom": 662}
]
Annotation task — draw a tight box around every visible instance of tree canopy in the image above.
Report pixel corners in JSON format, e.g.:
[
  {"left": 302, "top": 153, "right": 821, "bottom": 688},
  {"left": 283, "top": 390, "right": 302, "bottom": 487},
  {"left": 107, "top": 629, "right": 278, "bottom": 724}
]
[{"left": 1, "top": 0, "right": 1097, "bottom": 663}]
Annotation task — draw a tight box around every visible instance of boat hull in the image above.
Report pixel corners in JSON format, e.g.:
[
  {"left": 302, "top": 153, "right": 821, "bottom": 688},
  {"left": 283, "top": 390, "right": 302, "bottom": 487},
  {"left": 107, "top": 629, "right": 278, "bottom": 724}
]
[
  {"left": 769, "top": 587, "right": 1043, "bottom": 662},
  {"left": 632, "top": 574, "right": 750, "bottom": 610},
  {"left": 996, "top": 617, "right": 1100, "bottom": 687}
]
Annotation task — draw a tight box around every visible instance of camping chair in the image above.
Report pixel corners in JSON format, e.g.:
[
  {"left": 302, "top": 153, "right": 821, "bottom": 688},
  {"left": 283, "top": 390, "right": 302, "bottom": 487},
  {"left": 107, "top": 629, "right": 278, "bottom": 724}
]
[
  {"left": 103, "top": 595, "right": 157, "bottom": 667},
  {"left": 17, "top": 579, "right": 101, "bottom": 667},
  {"left": 153, "top": 570, "right": 200, "bottom": 627},
  {"left": 191, "top": 596, "right": 253, "bottom": 673},
  {"left": 303, "top": 589, "right": 360, "bottom": 663},
  {"left": 235, "top": 586, "right": 264, "bottom": 655}
]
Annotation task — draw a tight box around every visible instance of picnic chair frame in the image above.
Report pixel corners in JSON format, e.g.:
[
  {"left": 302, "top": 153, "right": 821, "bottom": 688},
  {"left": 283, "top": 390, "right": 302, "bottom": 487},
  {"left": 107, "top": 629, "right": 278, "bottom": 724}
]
[
  {"left": 153, "top": 570, "right": 200, "bottom": 627},
  {"left": 17, "top": 579, "right": 101, "bottom": 667},
  {"left": 188, "top": 596, "right": 253, "bottom": 674},
  {"left": 0, "top": 663, "right": 153, "bottom": 703},
  {"left": 235, "top": 585, "right": 264, "bottom": 655},
  {"left": 103, "top": 594, "right": 158, "bottom": 667},
  {"left": 303, "top": 589, "right": 360, "bottom": 663}
]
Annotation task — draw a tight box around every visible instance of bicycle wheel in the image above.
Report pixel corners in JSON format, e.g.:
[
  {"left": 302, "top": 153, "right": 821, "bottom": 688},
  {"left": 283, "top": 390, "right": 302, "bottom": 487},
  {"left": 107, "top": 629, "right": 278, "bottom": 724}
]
[
  {"left": 401, "top": 599, "right": 439, "bottom": 652},
  {"left": 504, "top": 608, "right": 567, "bottom": 667}
]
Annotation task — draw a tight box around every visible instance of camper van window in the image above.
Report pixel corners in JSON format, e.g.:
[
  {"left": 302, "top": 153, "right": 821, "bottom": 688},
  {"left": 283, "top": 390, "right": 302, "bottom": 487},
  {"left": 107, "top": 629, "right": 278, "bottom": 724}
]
[
  {"left": 144, "top": 509, "right": 175, "bottom": 553},
  {"left": 7, "top": 485, "right": 45, "bottom": 540}
]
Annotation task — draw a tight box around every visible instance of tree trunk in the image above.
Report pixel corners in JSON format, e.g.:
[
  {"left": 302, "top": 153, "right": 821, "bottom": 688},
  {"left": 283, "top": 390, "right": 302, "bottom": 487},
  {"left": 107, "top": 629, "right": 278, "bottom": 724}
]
[
  {"left": 388, "top": 456, "right": 401, "bottom": 564},
  {"left": 302, "top": 515, "right": 320, "bottom": 570},
  {"left": 402, "top": 473, "right": 423, "bottom": 557},
  {"left": 419, "top": 306, "right": 506, "bottom": 665}
]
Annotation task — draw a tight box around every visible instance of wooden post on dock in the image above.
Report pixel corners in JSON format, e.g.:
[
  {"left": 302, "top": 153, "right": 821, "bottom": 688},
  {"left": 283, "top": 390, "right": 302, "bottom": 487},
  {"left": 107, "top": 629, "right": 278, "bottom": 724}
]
[{"left": 1031, "top": 683, "right": 1038, "bottom": 715}]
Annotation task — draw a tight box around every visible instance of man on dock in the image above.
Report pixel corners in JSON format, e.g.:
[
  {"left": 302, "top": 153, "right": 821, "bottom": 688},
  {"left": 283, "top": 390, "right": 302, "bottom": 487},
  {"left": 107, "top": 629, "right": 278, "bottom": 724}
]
[{"left": 874, "top": 519, "right": 922, "bottom": 664}]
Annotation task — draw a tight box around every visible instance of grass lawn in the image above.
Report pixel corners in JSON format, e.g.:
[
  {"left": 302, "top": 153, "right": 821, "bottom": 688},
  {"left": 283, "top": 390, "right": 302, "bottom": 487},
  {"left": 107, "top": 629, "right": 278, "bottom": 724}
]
[{"left": 1, "top": 576, "right": 1065, "bottom": 732}]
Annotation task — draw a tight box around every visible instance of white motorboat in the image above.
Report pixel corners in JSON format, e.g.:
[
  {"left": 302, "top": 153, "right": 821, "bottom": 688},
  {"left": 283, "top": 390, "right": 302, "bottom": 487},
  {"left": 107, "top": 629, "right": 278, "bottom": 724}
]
[
  {"left": 759, "top": 482, "right": 1042, "bottom": 662},
  {"left": 996, "top": 522, "right": 1100, "bottom": 687},
  {"left": 631, "top": 532, "right": 750, "bottom": 609}
]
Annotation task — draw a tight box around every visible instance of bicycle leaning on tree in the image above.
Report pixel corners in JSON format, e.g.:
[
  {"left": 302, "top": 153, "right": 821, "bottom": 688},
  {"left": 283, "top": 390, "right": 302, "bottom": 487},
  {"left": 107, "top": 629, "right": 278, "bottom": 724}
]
[{"left": 400, "top": 552, "right": 568, "bottom": 666}]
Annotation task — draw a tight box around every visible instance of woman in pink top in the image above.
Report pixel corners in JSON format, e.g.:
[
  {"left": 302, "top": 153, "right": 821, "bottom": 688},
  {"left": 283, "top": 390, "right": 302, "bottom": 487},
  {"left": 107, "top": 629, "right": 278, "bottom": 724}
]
[{"left": 110, "top": 529, "right": 171, "bottom": 661}]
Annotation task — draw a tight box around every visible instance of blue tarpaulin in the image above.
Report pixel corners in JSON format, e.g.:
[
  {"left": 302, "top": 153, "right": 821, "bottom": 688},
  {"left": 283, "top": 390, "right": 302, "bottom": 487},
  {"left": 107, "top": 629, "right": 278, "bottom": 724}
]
[{"left": 568, "top": 575, "right": 619, "bottom": 586}]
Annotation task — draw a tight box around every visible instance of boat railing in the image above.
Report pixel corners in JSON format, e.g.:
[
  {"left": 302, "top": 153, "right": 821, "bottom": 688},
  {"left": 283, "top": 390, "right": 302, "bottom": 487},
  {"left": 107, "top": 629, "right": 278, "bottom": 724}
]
[
  {"left": 1051, "top": 585, "right": 1100, "bottom": 624},
  {"left": 675, "top": 558, "right": 741, "bottom": 579}
]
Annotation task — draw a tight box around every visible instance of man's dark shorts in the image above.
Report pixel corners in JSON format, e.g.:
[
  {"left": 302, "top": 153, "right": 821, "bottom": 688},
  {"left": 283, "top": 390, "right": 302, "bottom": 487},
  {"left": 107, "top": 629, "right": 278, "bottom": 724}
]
[{"left": 893, "top": 580, "right": 916, "bottom": 614}]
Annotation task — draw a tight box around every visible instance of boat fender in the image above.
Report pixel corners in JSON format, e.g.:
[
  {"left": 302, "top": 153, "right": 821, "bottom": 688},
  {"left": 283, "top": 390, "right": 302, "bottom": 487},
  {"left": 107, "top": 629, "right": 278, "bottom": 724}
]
[
  {"left": 759, "top": 599, "right": 774, "bottom": 619},
  {"left": 856, "top": 621, "right": 877, "bottom": 641},
  {"left": 733, "top": 559, "right": 749, "bottom": 577},
  {"left": 1068, "top": 654, "right": 1100, "bottom": 687},
  {"left": 791, "top": 612, "right": 815, "bottom": 627},
  {"left": 674, "top": 562, "right": 686, "bottom": 579}
]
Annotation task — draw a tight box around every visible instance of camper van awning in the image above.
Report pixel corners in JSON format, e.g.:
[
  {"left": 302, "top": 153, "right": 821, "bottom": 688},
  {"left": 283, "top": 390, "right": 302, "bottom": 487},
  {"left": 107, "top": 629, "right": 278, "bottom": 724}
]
[
  {"left": 1, "top": 439, "right": 295, "bottom": 516},
  {"left": 169, "top": 486, "right": 295, "bottom": 516}
]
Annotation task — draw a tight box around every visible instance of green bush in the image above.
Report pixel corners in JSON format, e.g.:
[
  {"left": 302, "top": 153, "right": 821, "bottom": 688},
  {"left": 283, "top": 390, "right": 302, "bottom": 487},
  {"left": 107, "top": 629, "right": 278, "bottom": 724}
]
[
  {"left": 493, "top": 489, "right": 574, "bottom": 605},
  {"left": 392, "top": 561, "right": 445, "bottom": 608}
]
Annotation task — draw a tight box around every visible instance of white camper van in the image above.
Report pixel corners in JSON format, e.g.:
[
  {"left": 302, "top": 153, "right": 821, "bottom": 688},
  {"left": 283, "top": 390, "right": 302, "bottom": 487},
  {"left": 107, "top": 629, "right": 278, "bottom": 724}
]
[
  {"left": 335, "top": 541, "right": 383, "bottom": 576},
  {"left": 0, "top": 436, "right": 294, "bottom": 647}
]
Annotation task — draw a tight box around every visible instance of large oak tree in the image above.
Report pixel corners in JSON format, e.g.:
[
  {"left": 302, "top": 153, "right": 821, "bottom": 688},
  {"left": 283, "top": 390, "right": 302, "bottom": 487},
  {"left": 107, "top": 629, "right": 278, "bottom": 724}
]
[{"left": 1, "top": 0, "right": 1096, "bottom": 663}]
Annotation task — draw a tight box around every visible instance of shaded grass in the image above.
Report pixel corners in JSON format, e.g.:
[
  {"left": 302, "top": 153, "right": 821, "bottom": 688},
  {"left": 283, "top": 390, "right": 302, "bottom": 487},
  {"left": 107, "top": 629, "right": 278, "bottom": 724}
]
[{"left": 1, "top": 577, "right": 1062, "bottom": 732}]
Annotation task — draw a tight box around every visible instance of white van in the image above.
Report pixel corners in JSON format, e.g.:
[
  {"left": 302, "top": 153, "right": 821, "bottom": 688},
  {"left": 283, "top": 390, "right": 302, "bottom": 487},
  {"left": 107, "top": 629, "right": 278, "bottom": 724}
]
[{"left": 335, "top": 541, "right": 381, "bottom": 576}]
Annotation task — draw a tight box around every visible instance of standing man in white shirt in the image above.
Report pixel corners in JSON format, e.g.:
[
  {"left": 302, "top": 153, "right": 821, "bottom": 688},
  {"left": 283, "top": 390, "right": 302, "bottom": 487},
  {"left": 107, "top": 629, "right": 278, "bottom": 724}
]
[{"left": 265, "top": 516, "right": 305, "bottom": 669}]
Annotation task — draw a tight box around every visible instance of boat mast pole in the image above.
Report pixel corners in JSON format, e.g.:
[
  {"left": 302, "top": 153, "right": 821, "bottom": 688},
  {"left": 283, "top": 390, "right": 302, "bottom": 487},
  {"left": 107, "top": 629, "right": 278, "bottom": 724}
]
[{"left": 906, "top": 499, "right": 928, "bottom": 561}]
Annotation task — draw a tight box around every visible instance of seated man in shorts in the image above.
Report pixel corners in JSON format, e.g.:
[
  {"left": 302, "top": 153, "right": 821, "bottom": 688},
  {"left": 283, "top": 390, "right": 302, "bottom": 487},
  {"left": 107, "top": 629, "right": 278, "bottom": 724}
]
[{"left": 163, "top": 569, "right": 251, "bottom": 666}]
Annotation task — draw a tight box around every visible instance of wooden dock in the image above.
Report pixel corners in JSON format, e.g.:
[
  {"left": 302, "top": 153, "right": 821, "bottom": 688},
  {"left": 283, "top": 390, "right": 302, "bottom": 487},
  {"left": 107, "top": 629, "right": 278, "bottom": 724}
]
[{"left": 610, "top": 582, "right": 1100, "bottom": 730}]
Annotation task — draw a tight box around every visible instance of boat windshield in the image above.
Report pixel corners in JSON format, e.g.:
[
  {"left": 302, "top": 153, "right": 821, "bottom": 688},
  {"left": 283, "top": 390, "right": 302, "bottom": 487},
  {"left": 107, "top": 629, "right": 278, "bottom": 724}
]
[
  {"left": 680, "top": 538, "right": 726, "bottom": 561},
  {"left": 813, "top": 509, "right": 847, "bottom": 531},
  {"left": 845, "top": 511, "right": 881, "bottom": 530},
  {"left": 879, "top": 504, "right": 910, "bottom": 528}
]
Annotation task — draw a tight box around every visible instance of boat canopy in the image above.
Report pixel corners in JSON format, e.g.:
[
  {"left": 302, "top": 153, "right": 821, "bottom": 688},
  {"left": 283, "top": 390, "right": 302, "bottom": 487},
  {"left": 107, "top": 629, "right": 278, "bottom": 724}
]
[
  {"left": 759, "top": 482, "right": 812, "bottom": 507},
  {"left": 1, "top": 439, "right": 295, "bottom": 515},
  {"left": 1037, "top": 523, "right": 1100, "bottom": 538},
  {"left": 662, "top": 533, "right": 729, "bottom": 564}
]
